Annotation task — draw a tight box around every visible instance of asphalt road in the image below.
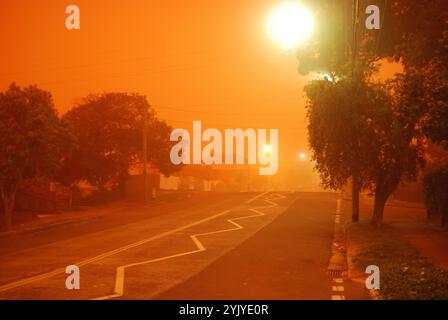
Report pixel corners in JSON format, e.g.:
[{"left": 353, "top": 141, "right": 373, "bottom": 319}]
[{"left": 0, "top": 191, "right": 366, "bottom": 299}]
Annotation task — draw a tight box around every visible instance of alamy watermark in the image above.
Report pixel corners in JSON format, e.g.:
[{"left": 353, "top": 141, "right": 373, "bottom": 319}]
[
  {"left": 170, "top": 121, "right": 278, "bottom": 176},
  {"left": 65, "top": 265, "right": 80, "bottom": 290},
  {"left": 365, "top": 265, "right": 380, "bottom": 290},
  {"left": 65, "top": 4, "right": 382, "bottom": 31}
]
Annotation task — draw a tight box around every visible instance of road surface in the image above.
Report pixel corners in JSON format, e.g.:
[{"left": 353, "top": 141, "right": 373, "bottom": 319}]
[{"left": 0, "top": 192, "right": 366, "bottom": 299}]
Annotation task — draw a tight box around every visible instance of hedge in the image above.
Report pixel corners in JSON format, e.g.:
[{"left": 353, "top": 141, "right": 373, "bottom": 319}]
[{"left": 422, "top": 166, "right": 448, "bottom": 226}]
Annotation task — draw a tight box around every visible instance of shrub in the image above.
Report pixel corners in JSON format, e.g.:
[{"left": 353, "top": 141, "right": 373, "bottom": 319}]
[
  {"left": 422, "top": 166, "right": 448, "bottom": 226},
  {"left": 350, "top": 222, "right": 448, "bottom": 299}
]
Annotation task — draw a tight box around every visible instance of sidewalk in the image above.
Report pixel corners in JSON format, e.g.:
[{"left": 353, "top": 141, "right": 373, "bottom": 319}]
[
  {"left": 384, "top": 201, "right": 448, "bottom": 269},
  {"left": 0, "top": 191, "right": 191, "bottom": 238},
  {"left": 347, "top": 196, "right": 448, "bottom": 269}
]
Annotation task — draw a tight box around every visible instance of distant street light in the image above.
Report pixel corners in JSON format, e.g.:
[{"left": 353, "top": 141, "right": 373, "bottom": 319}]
[
  {"left": 264, "top": 144, "right": 272, "bottom": 156},
  {"left": 266, "top": 1, "right": 315, "bottom": 50},
  {"left": 298, "top": 152, "right": 306, "bottom": 160}
]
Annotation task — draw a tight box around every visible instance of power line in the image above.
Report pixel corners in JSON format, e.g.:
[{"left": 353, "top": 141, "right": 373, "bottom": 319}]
[
  {"left": 351, "top": 0, "right": 360, "bottom": 78},
  {"left": 154, "top": 104, "right": 302, "bottom": 117},
  {"left": 0, "top": 49, "right": 224, "bottom": 77},
  {"left": 20, "top": 53, "right": 248, "bottom": 87},
  {"left": 162, "top": 118, "right": 306, "bottom": 131}
]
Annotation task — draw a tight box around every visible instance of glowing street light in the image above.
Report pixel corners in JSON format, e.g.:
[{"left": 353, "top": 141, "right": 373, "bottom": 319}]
[
  {"left": 298, "top": 152, "right": 306, "bottom": 160},
  {"left": 264, "top": 144, "right": 272, "bottom": 156},
  {"left": 266, "top": 1, "right": 315, "bottom": 50},
  {"left": 317, "top": 72, "right": 340, "bottom": 83}
]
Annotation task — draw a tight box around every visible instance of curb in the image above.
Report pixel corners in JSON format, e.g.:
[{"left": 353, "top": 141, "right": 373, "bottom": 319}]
[
  {"left": 0, "top": 217, "right": 87, "bottom": 239},
  {"left": 328, "top": 196, "right": 349, "bottom": 300}
]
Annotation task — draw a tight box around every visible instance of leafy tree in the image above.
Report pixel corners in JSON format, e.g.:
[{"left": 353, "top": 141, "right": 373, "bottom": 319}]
[
  {"left": 0, "top": 83, "right": 74, "bottom": 230},
  {"left": 297, "top": 0, "right": 351, "bottom": 75},
  {"left": 295, "top": 0, "right": 365, "bottom": 220},
  {"left": 415, "top": 59, "right": 448, "bottom": 147},
  {"left": 364, "top": 79, "right": 425, "bottom": 226},
  {"left": 147, "top": 118, "right": 180, "bottom": 176},
  {"left": 376, "top": 0, "right": 447, "bottom": 68},
  {"left": 60, "top": 92, "right": 179, "bottom": 196},
  {"left": 300, "top": 0, "right": 446, "bottom": 224},
  {"left": 373, "top": 0, "right": 448, "bottom": 147},
  {"left": 306, "top": 74, "right": 425, "bottom": 227},
  {"left": 305, "top": 78, "right": 374, "bottom": 222}
]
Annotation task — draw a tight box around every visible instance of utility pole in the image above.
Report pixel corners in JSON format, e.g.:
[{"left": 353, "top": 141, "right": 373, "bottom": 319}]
[
  {"left": 351, "top": 0, "right": 360, "bottom": 222},
  {"left": 142, "top": 106, "right": 148, "bottom": 202},
  {"left": 351, "top": 0, "right": 359, "bottom": 78}
]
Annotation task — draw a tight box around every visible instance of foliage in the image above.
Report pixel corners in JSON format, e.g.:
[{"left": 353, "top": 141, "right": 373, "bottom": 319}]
[
  {"left": 305, "top": 75, "right": 425, "bottom": 225},
  {"left": 147, "top": 117, "right": 180, "bottom": 177},
  {"left": 305, "top": 79, "right": 371, "bottom": 190},
  {"left": 350, "top": 222, "right": 448, "bottom": 299},
  {"left": 60, "top": 92, "right": 179, "bottom": 191},
  {"left": 376, "top": 0, "right": 448, "bottom": 147},
  {"left": 301, "top": 0, "right": 437, "bottom": 225},
  {"left": 377, "top": 0, "right": 448, "bottom": 68},
  {"left": 364, "top": 77, "right": 425, "bottom": 226},
  {"left": 0, "top": 83, "right": 75, "bottom": 229},
  {"left": 416, "top": 59, "right": 448, "bottom": 147},
  {"left": 297, "top": 0, "right": 351, "bottom": 75}
]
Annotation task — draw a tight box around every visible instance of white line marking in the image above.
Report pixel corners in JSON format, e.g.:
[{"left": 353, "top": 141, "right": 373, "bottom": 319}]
[
  {"left": 329, "top": 193, "right": 346, "bottom": 300},
  {"left": 332, "top": 285, "right": 344, "bottom": 292},
  {"left": 0, "top": 193, "right": 286, "bottom": 295},
  {"left": 245, "top": 191, "right": 270, "bottom": 204},
  {"left": 333, "top": 278, "right": 344, "bottom": 284},
  {"left": 0, "top": 208, "right": 234, "bottom": 293},
  {"left": 94, "top": 193, "right": 286, "bottom": 300}
]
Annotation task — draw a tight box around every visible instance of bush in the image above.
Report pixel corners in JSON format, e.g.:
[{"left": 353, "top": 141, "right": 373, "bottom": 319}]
[
  {"left": 350, "top": 222, "right": 448, "bottom": 299},
  {"left": 422, "top": 166, "right": 448, "bottom": 226}
]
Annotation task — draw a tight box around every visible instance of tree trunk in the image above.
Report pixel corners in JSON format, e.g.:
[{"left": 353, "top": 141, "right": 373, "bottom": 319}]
[
  {"left": 371, "top": 189, "right": 389, "bottom": 228},
  {"left": 3, "top": 196, "right": 14, "bottom": 230},
  {"left": 0, "top": 187, "right": 18, "bottom": 231},
  {"left": 68, "top": 185, "right": 74, "bottom": 209},
  {"left": 352, "top": 174, "right": 360, "bottom": 222},
  {"left": 118, "top": 174, "right": 127, "bottom": 200}
]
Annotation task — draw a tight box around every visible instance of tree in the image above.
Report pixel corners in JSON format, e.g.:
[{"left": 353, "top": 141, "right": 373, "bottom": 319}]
[
  {"left": 306, "top": 76, "right": 425, "bottom": 227},
  {"left": 296, "top": 0, "right": 352, "bottom": 75},
  {"left": 60, "top": 92, "right": 179, "bottom": 196},
  {"left": 375, "top": 0, "right": 447, "bottom": 68},
  {"left": 416, "top": 59, "right": 448, "bottom": 147},
  {"left": 363, "top": 79, "right": 425, "bottom": 227},
  {"left": 297, "top": 0, "right": 380, "bottom": 221},
  {"left": 147, "top": 118, "right": 180, "bottom": 176},
  {"left": 300, "top": 0, "right": 446, "bottom": 224},
  {"left": 305, "top": 78, "right": 373, "bottom": 222},
  {"left": 372, "top": 0, "right": 448, "bottom": 147},
  {"left": 294, "top": 0, "right": 362, "bottom": 220},
  {"left": 0, "top": 83, "right": 74, "bottom": 230}
]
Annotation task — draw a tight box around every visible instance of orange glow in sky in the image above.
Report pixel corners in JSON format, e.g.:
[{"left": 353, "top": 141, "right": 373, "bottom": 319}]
[{"left": 0, "top": 1, "right": 401, "bottom": 188}]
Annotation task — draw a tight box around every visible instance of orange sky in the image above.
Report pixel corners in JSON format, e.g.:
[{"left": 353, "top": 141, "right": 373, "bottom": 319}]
[{"left": 0, "top": 0, "right": 396, "bottom": 188}]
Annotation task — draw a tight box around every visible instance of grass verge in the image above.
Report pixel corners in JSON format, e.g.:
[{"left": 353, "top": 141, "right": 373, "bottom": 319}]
[{"left": 348, "top": 221, "right": 448, "bottom": 299}]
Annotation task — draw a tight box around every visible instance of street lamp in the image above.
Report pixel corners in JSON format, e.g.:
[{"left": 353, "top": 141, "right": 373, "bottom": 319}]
[
  {"left": 317, "top": 72, "right": 340, "bottom": 83},
  {"left": 266, "top": 1, "right": 315, "bottom": 50},
  {"left": 264, "top": 144, "right": 272, "bottom": 157}
]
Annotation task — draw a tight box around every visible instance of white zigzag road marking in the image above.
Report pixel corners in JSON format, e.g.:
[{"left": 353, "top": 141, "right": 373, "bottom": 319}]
[
  {"left": 0, "top": 202, "right": 244, "bottom": 293},
  {"left": 93, "top": 193, "right": 287, "bottom": 300},
  {"left": 0, "top": 192, "right": 278, "bottom": 293}
]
